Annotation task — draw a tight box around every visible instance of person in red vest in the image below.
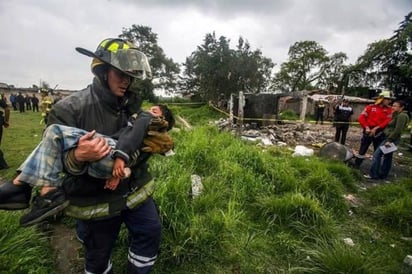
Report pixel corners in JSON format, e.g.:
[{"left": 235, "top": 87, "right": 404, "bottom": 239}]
[{"left": 353, "top": 90, "right": 394, "bottom": 168}]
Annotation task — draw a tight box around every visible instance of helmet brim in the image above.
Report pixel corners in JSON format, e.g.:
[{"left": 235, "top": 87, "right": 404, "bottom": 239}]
[
  {"left": 75, "top": 47, "right": 151, "bottom": 80},
  {"left": 75, "top": 47, "right": 97, "bottom": 58}
]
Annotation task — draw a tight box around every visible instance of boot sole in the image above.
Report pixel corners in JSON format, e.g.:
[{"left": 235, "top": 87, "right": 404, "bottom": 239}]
[{"left": 20, "top": 200, "right": 70, "bottom": 227}]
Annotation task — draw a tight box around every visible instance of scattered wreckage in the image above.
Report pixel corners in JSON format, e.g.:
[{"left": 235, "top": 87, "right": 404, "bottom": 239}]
[{"left": 214, "top": 117, "right": 357, "bottom": 162}]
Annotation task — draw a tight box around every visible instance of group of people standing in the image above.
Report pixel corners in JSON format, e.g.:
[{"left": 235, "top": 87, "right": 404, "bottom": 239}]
[
  {"left": 316, "top": 91, "right": 410, "bottom": 181},
  {"left": 0, "top": 90, "right": 57, "bottom": 169},
  {"left": 9, "top": 92, "right": 39, "bottom": 113},
  {"left": 354, "top": 91, "right": 409, "bottom": 180}
]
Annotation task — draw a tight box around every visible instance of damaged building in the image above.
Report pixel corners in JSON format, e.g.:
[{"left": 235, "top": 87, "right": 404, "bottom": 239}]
[{"left": 228, "top": 90, "right": 373, "bottom": 126}]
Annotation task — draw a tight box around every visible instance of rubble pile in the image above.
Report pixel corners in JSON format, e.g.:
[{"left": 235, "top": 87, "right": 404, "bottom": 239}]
[{"left": 214, "top": 118, "right": 360, "bottom": 148}]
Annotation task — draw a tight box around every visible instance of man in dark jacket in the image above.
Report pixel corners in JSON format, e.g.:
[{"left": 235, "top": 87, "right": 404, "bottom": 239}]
[
  {"left": 31, "top": 94, "right": 39, "bottom": 112},
  {"left": 0, "top": 38, "right": 162, "bottom": 274},
  {"left": 16, "top": 92, "right": 25, "bottom": 113},
  {"left": 0, "top": 95, "right": 10, "bottom": 169},
  {"left": 333, "top": 98, "right": 353, "bottom": 145}
]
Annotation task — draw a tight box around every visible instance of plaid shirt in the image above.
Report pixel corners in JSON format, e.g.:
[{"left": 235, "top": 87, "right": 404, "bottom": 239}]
[{"left": 17, "top": 124, "right": 118, "bottom": 187}]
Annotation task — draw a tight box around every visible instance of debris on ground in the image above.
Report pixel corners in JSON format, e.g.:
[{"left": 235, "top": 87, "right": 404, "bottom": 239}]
[
  {"left": 344, "top": 194, "right": 363, "bottom": 208},
  {"left": 215, "top": 118, "right": 412, "bottom": 181},
  {"left": 190, "top": 174, "right": 203, "bottom": 198}
]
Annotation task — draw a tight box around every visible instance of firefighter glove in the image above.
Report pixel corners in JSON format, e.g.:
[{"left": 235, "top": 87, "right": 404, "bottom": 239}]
[
  {"left": 148, "top": 116, "right": 169, "bottom": 132},
  {"left": 142, "top": 131, "right": 174, "bottom": 154}
]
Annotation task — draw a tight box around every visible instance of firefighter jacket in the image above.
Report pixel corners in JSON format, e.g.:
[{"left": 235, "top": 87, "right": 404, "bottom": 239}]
[
  {"left": 47, "top": 77, "right": 154, "bottom": 220},
  {"left": 358, "top": 104, "right": 392, "bottom": 130},
  {"left": 40, "top": 95, "right": 53, "bottom": 118}
]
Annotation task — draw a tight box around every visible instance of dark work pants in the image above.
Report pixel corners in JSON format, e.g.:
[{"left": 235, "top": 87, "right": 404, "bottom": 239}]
[
  {"left": 354, "top": 131, "right": 385, "bottom": 168},
  {"left": 0, "top": 149, "right": 8, "bottom": 169},
  {"left": 335, "top": 124, "right": 349, "bottom": 145},
  {"left": 316, "top": 110, "right": 324, "bottom": 124},
  {"left": 0, "top": 120, "right": 7, "bottom": 169},
  {"left": 78, "top": 198, "right": 161, "bottom": 274},
  {"left": 18, "top": 103, "right": 25, "bottom": 113}
]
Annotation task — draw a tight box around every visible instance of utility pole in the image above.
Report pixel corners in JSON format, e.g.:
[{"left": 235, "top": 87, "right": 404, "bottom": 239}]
[{"left": 300, "top": 90, "right": 308, "bottom": 123}]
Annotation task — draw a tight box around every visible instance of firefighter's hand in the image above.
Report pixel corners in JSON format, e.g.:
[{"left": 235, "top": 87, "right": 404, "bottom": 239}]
[
  {"left": 74, "top": 130, "right": 111, "bottom": 162},
  {"left": 3, "top": 121, "right": 9, "bottom": 128},
  {"left": 142, "top": 131, "right": 173, "bottom": 154},
  {"left": 148, "top": 117, "right": 169, "bottom": 132}
]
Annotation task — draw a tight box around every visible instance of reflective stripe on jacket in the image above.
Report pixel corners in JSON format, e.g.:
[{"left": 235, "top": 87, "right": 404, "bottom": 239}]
[{"left": 65, "top": 180, "right": 155, "bottom": 220}]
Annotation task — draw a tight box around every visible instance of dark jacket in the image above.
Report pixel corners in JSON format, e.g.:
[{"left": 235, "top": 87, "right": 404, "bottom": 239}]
[
  {"left": 47, "top": 78, "right": 153, "bottom": 219},
  {"left": 384, "top": 111, "right": 409, "bottom": 142},
  {"left": 111, "top": 111, "right": 153, "bottom": 165}
]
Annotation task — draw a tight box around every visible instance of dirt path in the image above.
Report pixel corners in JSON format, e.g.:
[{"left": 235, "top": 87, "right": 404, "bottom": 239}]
[{"left": 45, "top": 222, "right": 84, "bottom": 274}]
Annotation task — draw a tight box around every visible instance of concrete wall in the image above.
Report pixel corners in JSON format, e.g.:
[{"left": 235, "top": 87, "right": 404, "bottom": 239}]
[{"left": 232, "top": 93, "right": 281, "bottom": 126}]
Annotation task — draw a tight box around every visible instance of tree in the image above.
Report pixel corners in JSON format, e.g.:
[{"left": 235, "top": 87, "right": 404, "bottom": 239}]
[
  {"left": 182, "top": 32, "right": 274, "bottom": 102},
  {"left": 317, "top": 52, "right": 348, "bottom": 92},
  {"left": 355, "top": 12, "right": 412, "bottom": 98},
  {"left": 119, "top": 25, "right": 180, "bottom": 100},
  {"left": 272, "top": 41, "right": 329, "bottom": 92},
  {"left": 232, "top": 37, "right": 274, "bottom": 94}
]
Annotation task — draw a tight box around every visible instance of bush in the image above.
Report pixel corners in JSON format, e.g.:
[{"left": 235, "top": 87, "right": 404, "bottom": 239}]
[{"left": 279, "top": 109, "right": 299, "bottom": 121}]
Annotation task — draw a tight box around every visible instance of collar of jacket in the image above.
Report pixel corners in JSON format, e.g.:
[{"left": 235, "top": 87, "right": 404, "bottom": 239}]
[{"left": 92, "top": 77, "right": 128, "bottom": 112}]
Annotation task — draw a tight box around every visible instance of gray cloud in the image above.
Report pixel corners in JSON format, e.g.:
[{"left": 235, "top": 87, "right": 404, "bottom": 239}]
[{"left": 0, "top": 0, "right": 410, "bottom": 90}]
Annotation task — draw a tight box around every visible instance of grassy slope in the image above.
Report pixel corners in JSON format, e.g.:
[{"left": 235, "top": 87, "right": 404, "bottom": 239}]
[
  {"left": 0, "top": 110, "right": 55, "bottom": 274},
  {"left": 1, "top": 106, "right": 412, "bottom": 274}
]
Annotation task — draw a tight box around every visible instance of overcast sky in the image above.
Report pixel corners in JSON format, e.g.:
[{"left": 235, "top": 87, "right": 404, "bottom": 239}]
[{"left": 0, "top": 0, "right": 410, "bottom": 91}]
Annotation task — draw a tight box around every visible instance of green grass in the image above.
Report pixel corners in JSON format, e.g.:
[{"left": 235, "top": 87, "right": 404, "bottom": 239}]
[
  {"left": 361, "top": 178, "right": 412, "bottom": 236},
  {"left": 293, "top": 238, "right": 390, "bottom": 273},
  {"left": 1, "top": 106, "right": 412, "bottom": 273},
  {"left": 0, "top": 211, "right": 55, "bottom": 273}
]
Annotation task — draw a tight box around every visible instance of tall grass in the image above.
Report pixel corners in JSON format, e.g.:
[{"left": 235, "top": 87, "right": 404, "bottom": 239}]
[
  {"left": 362, "top": 178, "right": 412, "bottom": 236},
  {"left": 1, "top": 110, "right": 43, "bottom": 179},
  {"left": 0, "top": 212, "right": 55, "bottom": 273},
  {"left": 1, "top": 106, "right": 412, "bottom": 273},
  {"left": 149, "top": 123, "right": 368, "bottom": 273},
  {"left": 293, "top": 238, "right": 390, "bottom": 274}
]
